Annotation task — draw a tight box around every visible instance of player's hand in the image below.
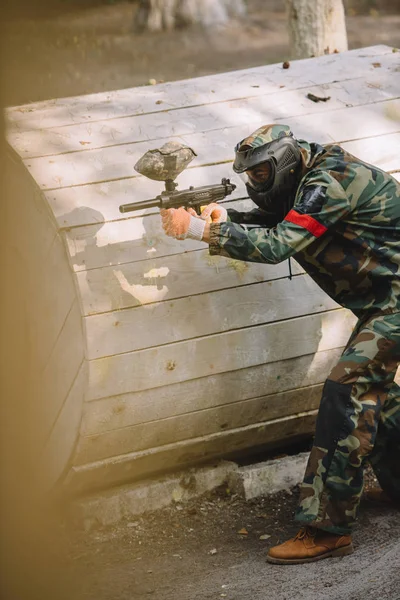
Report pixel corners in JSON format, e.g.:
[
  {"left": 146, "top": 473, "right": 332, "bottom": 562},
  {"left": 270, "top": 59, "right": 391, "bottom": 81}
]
[
  {"left": 160, "top": 207, "right": 191, "bottom": 239},
  {"left": 200, "top": 203, "right": 228, "bottom": 223},
  {"left": 160, "top": 207, "right": 206, "bottom": 241}
]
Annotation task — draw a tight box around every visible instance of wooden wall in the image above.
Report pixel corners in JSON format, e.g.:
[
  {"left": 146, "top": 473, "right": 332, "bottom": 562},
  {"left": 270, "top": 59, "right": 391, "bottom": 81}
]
[
  {"left": 3, "top": 149, "right": 85, "bottom": 489},
  {"left": 5, "top": 45, "right": 400, "bottom": 495}
]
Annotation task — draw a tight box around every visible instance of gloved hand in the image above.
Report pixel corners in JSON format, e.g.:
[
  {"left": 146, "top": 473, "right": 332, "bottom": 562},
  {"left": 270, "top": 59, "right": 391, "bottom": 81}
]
[
  {"left": 199, "top": 202, "right": 228, "bottom": 223},
  {"left": 160, "top": 207, "right": 206, "bottom": 241}
]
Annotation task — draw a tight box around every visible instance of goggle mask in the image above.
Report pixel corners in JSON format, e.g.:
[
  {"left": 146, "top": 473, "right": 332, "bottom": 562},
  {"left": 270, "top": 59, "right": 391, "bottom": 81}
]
[{"left": 238, "top": 160, "right": 275, "bottom": 193}]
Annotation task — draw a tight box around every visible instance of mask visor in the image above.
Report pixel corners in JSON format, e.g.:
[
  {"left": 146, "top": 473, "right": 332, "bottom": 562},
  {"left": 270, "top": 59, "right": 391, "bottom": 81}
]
[{"left": 240, "top": 160, "right": 274, "bottom": 192}]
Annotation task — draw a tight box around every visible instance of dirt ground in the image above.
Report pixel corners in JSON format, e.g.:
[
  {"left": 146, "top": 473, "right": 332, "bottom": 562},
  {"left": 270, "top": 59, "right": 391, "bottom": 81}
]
[
  {"left": 3, "top": 0, "right": 400, "bottom": 107},
  {"left": 57, "top": 478, "right": 400, "bottom": 600}
]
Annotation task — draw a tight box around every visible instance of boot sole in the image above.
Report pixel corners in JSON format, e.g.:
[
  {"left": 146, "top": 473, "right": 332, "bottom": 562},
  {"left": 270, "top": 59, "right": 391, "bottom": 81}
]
[{"left": 266, "top": 543, "right": 354, "bottom": 565}]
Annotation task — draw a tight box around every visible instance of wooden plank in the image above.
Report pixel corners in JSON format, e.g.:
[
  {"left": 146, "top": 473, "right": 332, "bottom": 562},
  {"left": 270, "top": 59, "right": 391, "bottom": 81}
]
[
  {"left": 21, "top": 126, "right": 267, "bottom": 188},
  {"left": 62, "top": 198, "right": 245, "bottom": 272},
  {"left": 44, "top": 162, "right": 244, "bottom": 228},
  {"left": 86, "top": 309, "right": 356, "bottom": 401},
  {"left": 77, "top": 248, "right": 303, "bottom": 315},
  {"left": 42, "top": 361, "right": 86, "bottom": 488},
  {"left": 85, "top": 274, "right": 338, "bottom": 358},
  {"left": 38, "top": 300, "right": 85, "bottom": 442},
  {"left": 20, "top": 115, "right": 400, "bottom": 192},
  {"left": 10, "top": 76, "right": 400, "bottom": 159},
  {"left": 62, "top": 121, "right": 400, "bottom": 271},
  {"left": 26, "top": 234, "right": 78, "bottom": 369},
  {"left": 75, "top": 384, "right": 323, "bottom": 463},
  {"left": 46, "top": 125, "right": 400, "bottom": 229},
  {"left": 341, "top": 132, "right": 400, "bottom": 172},
  {"left": 81, "top": 347, "right": 343, "bottom": 436},
  {"left": 62, "top": 197, "right": 249, "bottom": 273},
  {"left": 6, "top": 45, "right": 395, "bottom": 130},
  {"left": 66, "top": 411, "right": 318, "bottom": 493},
  {"left": 5, "top": 153, "right": 78, "bottom": 368},
  {"left": 23, "top": 99, "right": 400, "bottom": 190},
  {"left": 5, "top": 149, "right": 58, "bottom": 257}
]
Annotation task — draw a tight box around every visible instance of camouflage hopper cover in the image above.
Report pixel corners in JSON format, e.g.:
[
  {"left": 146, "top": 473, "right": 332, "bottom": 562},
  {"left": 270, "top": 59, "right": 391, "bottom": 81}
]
[{"left": 134, "top": 141, "right": 196, "bottom": 182}]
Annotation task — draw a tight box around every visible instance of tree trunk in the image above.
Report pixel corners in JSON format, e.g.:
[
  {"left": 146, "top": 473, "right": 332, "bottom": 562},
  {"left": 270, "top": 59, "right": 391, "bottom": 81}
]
[
  {"left": 286, "top": 0, "right": 348, "bottom": 58},
  {"left": 134, "top": 0, "right": 246, "bottom": 33}
]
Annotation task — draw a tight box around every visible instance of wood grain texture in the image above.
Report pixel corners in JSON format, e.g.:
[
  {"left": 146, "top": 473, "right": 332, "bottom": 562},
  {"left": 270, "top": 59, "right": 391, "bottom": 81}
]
[
  {"left": 22, "top": 99, "right": 400, "bottom": 190},
  {"left": 81, "top": 347, "right": 343, "bottom": 436},
  {"left": 10, "top": 76, "right": 400, "bottom": 159},
  {"left": 84, "top": 274, "right": 338, "bottom": 358},
  {"left": 3, "top": 150, "right": 88, "bottom": 491},
  {"left": 62, "top": 200, "right": 264, "bottom": 273},
  {"left": 41, "top": 124, "right": 400, "bottom": 231},
  {"left": 42, "top": 361, "right": 87, "bottom": 488},
  {"left": 76, "top": 247, "right": 303, "bottom": 315},
  {"left": 37, "top": 300, "right": 85, "bottom": 442},
  {"left": 44, "top": 162, "right": 244, "bottom": 228},
  {"left": 75, "top": 384, "right": 323, "bottom": 463},
  {"left": 68, "top": 411, "right": 318, "bottom": 493},
  {"left": 6, "top": 45, "right": 394, "bottom": 130},
  {"left": 86, "top": 309, "right": 356, "bottom": 400},
  {"left": 5, "top": 47, "right": 397, "bottom": 493}
]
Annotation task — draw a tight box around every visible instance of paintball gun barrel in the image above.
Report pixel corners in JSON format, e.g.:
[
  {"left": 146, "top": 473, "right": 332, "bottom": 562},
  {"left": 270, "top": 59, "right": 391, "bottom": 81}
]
[{"left": 119, "top": 178, "right": 236, "bottom": 214}]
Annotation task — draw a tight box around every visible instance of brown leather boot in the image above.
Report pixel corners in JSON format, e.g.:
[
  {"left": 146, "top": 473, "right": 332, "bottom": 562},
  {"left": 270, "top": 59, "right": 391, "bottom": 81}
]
[{"left": 267, "top": 527, "right": 354, "bottom": 565}]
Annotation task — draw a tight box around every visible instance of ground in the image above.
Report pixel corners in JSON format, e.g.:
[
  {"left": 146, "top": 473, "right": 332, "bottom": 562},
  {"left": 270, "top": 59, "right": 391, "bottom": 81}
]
[
  {"left": 62, "top": 480, "right": 400, "bottom": 600},
  {"left": 3, "top": 0, "right": 400, "bottom": 106}
]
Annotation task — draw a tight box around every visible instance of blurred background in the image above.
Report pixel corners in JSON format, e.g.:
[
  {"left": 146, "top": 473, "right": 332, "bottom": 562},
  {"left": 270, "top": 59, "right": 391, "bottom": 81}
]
[{"left": 3, "top": 0, "right": 400, "bottom": 107}]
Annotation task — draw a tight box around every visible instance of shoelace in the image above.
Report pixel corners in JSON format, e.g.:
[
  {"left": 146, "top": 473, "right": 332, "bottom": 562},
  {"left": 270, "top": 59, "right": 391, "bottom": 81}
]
[{"left": 294, "top": 526, "right": 317, "bottom": 541}]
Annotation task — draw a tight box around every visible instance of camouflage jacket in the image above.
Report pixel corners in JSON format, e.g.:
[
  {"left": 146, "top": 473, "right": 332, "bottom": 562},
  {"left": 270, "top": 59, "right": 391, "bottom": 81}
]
[{"left": 209, "top": 144, "right": 400, "bottom": 316}]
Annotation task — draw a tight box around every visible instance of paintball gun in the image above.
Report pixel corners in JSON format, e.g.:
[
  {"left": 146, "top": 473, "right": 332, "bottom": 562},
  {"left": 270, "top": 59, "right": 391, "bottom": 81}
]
[{"left": 119, "top": 141, "right": 236, "bottom": 214}]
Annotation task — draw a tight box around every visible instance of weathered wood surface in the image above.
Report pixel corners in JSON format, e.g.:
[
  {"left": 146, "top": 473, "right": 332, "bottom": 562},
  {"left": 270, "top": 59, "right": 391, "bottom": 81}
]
[
  {"left": 9, "top": 76, "right": 400, "bottom": 160},
  {"left": 75, "top": 384, "right": 323, "bottom": 464},
  {"left": 42, "top": 362, "right": 87, "bottom": 488},
  {"left": 6, "top": 45, "right": 395, "bottom": 130},
  {"left": 66, "top": 411, "right": 319, "bottom": 493},
  {"left": 5, "top": 45, "right": 400, "bottom": 494},
  {"left": 77, "top": 249, "right": 303, "bottom": 315},
  {"left": 84, "top": 274, "right": 338, "bottom": 359},
  {"left": 3, "top": 153, "right": 85, "bottom": 488},
  {"left": 18, "top": 99, "right": 400, "bottom": 190},
  {"left": 86, "top": 309, "right": 356, "bottom": 400},
  {"left": 81, "top": 348, "right": 343, "bottom": 435}
]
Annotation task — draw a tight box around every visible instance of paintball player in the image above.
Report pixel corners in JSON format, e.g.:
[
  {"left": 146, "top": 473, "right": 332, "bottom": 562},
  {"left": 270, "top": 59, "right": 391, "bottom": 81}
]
[{"left": 160, "top": 124, "right": 400, "bottom": 564}]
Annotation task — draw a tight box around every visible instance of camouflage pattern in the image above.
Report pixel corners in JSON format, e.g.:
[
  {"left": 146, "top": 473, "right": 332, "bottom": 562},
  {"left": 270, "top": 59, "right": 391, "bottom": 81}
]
[
  {"left": 208, "top": 130, "right": 400, "bottom": 533},
  {"left": 134, "top": 141, "right": 196, "bottom": 182},
  {"left": 210, "top": 142, "right": 400, "bottom": 315},
  {"left": 234, "top": 123, "right": 312, "bottom": 170},
  {"left": 236, "top": 123, "right": 293, "bottom": 149},
  {"left": 295, "top": 311, "right": 400, "bottom": 534}
]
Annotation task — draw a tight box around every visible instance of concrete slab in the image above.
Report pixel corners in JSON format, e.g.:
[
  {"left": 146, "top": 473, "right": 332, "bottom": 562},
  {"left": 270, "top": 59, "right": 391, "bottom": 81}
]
[
  {"left": 70, "top": 460, "right": 238, "bottom": 530},
  {"left": 69, "top": 452, "right": 312, "bottom": 530},
  {"left": 229, "top": 452, "right": 310, "bottom": 500}
]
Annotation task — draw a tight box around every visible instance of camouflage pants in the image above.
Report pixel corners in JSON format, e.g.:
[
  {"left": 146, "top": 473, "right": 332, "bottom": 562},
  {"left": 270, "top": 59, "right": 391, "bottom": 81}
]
[{"left": 295, "top": 311, "right": 400, "bottom": 535}]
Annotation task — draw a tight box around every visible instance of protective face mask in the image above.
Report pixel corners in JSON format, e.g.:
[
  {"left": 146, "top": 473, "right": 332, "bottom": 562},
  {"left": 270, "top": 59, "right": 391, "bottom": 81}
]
[
  {"left": 245, "top": 182, "right": 271, "bottom": 209},
  {"left": 238, "top": 167, "right": 273, "bottom": 193},
  {"left": 245, "top": 182, "right": 295, "bottom": 222}
]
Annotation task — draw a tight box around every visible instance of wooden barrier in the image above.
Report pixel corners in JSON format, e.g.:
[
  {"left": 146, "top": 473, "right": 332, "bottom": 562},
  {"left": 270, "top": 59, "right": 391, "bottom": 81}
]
[{"left": 5, "top": 45, "right": 399, "bottom": 494}]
